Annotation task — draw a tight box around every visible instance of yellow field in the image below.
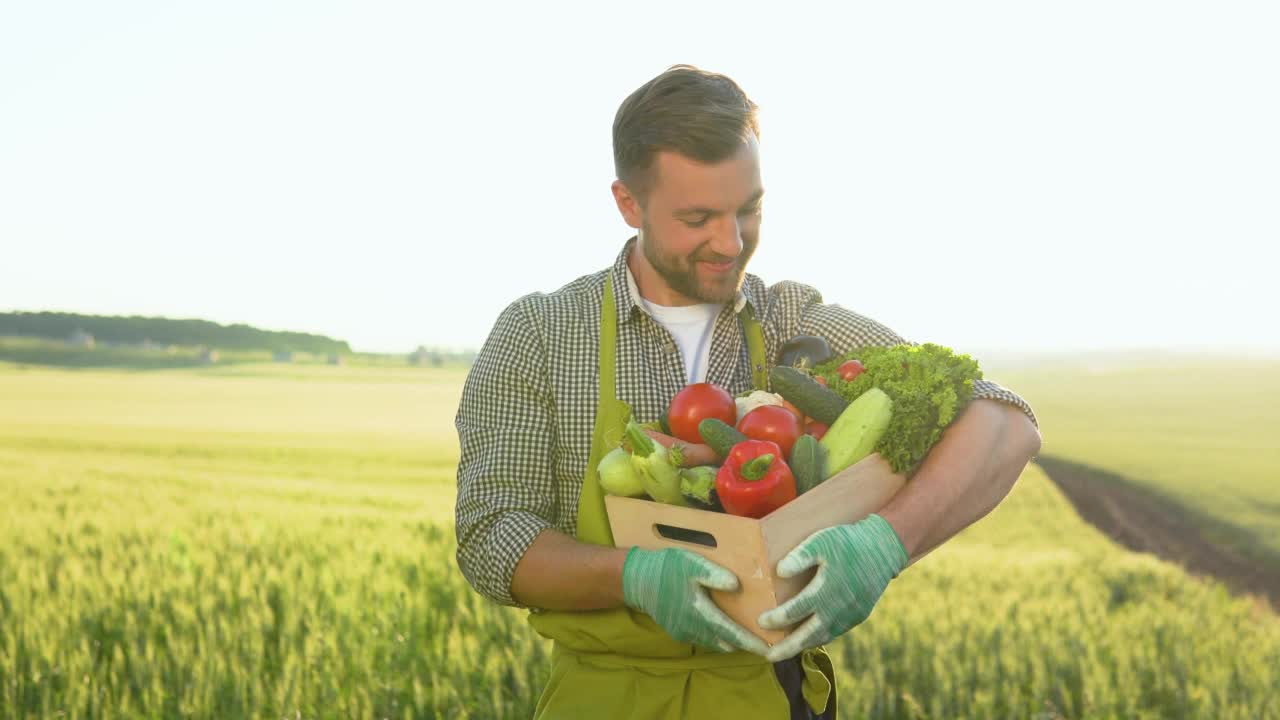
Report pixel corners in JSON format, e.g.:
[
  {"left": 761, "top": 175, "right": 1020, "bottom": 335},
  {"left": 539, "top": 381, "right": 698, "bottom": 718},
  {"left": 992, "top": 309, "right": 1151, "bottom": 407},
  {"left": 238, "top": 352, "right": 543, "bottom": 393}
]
[{"left": 2, "top": 362, "right": 1278, "bottom": 719}]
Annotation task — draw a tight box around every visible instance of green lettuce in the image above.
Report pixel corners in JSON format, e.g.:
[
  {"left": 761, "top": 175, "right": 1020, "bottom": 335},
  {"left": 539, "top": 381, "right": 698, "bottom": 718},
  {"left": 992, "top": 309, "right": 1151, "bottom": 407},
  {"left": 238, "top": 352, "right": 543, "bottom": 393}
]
[{"left": 814, "top": 343, "right": 982, "bottom": 475}]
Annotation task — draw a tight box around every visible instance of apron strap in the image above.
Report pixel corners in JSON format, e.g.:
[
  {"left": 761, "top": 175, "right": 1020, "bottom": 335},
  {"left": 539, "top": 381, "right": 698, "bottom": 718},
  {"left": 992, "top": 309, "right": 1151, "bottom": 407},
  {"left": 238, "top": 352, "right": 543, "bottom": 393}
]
[
  {"left": 576, "top": 275, "right": 625, "bottom": 547},
  {"left": 600, "top": 275, "right": 618, "bottom": 406},
  {"left": 739, "top": 303, "right": 769, "bottom": 391}
]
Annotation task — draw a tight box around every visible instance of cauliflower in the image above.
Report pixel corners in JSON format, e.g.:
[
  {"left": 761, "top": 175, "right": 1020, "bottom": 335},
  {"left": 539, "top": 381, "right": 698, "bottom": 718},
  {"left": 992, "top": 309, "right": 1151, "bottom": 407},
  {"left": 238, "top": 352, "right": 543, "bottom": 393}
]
[{"left": 735, "top": 390, "right": 786, "bottom": 423}]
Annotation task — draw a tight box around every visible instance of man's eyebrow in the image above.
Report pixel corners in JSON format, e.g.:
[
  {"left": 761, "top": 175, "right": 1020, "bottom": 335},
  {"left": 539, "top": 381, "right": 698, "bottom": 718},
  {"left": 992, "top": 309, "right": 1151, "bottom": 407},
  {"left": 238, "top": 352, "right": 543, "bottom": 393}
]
[{"left": 673, "top": 189, "right": 765, "bottom": 216}]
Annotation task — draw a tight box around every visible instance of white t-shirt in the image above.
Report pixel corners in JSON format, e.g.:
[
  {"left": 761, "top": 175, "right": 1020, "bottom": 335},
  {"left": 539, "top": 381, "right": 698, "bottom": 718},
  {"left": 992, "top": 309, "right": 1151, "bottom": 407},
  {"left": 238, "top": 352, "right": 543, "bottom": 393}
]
[{"left": 640, "top": 299, "right": 722, "bottom": 384}]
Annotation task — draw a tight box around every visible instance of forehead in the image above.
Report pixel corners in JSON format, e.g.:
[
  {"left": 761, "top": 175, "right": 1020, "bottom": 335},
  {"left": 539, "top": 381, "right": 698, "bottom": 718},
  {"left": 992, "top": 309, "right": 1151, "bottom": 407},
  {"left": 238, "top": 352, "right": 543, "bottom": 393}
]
[{"left": 649, "top": 135, "right": 762, "bottom": 209}]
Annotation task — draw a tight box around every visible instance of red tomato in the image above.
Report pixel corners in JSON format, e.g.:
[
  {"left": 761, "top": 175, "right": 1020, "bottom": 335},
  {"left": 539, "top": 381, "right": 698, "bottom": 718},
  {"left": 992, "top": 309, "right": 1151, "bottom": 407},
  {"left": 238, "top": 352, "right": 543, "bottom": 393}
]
[
  {"left": 780, "top": 398, "right": 806, "bottom": 423},
  {"left": 805, "top": 420, "right": 830, "bottom": 441},
  {"left": 736, "top": 405, "right": 804, "bottom": 457},
  {"left": 813, "top": 375, "right": 828, "bottom": 387},
  {"left": 837, "top": 360, "right": 866, "bottom": 382},
  {"left": 666, "top": 383, "right": 737, "bottom": 444}
]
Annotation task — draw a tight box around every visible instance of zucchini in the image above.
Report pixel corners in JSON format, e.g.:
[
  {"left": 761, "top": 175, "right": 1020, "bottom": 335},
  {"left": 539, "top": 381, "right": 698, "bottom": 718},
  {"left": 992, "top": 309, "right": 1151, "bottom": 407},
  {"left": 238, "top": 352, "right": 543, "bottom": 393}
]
[
  {"left": 698, "top": 418, "right": 748, "bottom": 459},
  {"left": 820, "top": 387, "right": 893, "bottom": 476},
  {"left": 770, "top": 366, "right": 849, "bottom": 426},
  {"left": 789, "top": 434, "right": 828, "bottom": 493}
]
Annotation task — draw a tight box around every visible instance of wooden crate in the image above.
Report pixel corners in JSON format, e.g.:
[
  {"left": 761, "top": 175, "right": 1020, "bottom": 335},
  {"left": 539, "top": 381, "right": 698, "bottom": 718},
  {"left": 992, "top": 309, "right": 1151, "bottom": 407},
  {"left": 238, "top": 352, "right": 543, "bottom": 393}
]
[{"left": 605, "top": 453, "right": 907, "bottom": 645}]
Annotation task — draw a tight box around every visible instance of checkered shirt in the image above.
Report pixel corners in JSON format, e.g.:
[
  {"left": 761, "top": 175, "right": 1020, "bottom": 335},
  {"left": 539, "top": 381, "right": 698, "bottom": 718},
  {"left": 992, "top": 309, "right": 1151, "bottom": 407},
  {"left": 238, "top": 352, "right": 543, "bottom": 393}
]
[{"left": 454, "top": 237, "right": 1037, "bottom": 607}]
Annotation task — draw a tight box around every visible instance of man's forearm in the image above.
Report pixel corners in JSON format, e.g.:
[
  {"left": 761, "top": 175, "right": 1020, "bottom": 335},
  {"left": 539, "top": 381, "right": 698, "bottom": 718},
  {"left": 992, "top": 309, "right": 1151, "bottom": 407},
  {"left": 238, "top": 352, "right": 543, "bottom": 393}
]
[
  {"left": 510, "top": 529, "right": 632, "bottom": 611},
  {"left": 878, "top": 399, "right": 1042, "bottom": 564}
]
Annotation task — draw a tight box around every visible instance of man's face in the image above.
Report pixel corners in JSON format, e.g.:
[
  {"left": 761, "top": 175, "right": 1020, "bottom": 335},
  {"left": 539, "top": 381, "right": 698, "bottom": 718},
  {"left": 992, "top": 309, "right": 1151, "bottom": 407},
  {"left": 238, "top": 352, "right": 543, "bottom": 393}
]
[{"left": 634, "top": 135, "right": 763, "bottom": 305}]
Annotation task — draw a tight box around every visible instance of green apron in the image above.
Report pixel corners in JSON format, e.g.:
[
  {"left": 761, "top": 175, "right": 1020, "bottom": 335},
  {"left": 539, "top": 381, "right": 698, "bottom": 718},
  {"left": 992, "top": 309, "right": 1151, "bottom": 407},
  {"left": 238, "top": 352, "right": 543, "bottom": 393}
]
[{"left": 527, "top": 277, "right": 838, "bottom": 719}]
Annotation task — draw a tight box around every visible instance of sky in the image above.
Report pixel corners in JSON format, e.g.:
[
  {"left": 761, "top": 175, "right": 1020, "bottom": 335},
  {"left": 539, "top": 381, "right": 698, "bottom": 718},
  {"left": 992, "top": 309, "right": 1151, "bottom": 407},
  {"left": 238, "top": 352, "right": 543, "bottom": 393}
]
[{"left": 2, "top": 1, "right": 1277, "bottom": 356}]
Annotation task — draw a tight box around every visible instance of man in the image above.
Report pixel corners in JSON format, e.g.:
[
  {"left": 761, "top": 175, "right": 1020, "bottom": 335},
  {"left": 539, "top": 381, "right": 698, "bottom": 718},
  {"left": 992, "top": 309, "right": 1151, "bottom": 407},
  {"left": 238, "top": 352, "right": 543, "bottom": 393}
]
[{"left": 455, "top": 64, "right": 1042, "bottom": 719}]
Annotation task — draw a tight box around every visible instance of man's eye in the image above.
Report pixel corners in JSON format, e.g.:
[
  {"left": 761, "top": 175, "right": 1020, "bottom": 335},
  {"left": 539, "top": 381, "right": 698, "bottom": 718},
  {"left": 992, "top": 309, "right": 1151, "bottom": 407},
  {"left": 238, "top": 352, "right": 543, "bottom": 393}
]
[
  {"left": 741, "top": 205, "right": 763, "bottom": 216},
  {"left": 683, "top": 218, "right": 709, "bottom": 228}
]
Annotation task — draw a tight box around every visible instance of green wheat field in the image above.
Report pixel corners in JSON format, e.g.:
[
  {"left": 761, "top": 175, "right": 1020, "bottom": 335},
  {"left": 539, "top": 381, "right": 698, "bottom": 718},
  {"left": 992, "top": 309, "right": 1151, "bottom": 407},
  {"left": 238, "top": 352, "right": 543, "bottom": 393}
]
[
  {"left": 2, "top": 359, "right": 1278, "bottom": 719},
  {"left": 996, "top": 358, "right": 1280, "bottom": 563}
]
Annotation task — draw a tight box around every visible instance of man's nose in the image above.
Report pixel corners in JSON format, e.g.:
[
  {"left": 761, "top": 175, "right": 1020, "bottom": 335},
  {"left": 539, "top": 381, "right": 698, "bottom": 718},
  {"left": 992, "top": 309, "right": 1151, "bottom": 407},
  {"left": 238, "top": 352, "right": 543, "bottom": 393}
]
[{"left": 710, "top": 216, "right": 744, "bottom": 259}]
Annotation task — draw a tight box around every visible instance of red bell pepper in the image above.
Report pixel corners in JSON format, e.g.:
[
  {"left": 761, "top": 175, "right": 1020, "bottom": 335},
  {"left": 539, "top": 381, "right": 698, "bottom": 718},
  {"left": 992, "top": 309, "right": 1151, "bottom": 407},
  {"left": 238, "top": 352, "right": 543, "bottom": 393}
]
[{"left": 715, "top": 439, "right": 798, "bottom": 519}]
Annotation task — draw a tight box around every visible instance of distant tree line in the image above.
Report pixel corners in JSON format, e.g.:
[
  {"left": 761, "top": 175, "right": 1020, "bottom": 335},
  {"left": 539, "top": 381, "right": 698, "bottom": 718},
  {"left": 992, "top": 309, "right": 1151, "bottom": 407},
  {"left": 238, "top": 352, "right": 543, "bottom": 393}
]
[
  {"left": 408, "top": 345, "right": 478, "bottom": 367},
  {"left": 0, "top": 312, "right": 351, "bottom": 354}
]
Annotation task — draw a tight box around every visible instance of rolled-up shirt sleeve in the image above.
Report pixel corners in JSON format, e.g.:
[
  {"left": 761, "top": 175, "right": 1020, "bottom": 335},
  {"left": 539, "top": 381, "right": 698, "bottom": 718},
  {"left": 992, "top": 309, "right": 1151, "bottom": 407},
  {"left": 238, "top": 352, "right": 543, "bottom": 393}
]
[
  {"left": 454, "top": 296, "right": 557, "bottom": 607},
  {"left": 775, "top": 280, "right": 1038, "bottom": 428},
  {"left": 970, "top": 378, "right": 1038, "bottom": 428}
]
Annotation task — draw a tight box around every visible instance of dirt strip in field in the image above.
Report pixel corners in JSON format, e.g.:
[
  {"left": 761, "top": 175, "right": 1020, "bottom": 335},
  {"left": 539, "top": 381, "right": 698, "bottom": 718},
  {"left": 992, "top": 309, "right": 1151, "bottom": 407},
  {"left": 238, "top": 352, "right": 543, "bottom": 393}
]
[{"left": 1036, "top": 455, "right": 1279, "bottom": 612}]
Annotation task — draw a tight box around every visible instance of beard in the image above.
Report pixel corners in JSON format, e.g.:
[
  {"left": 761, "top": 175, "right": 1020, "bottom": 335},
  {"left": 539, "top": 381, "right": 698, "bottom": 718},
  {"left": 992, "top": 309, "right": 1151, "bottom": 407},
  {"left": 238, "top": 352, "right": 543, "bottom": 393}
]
[{"left": 640, "top": 220, "right": 758, "bottom": 304}]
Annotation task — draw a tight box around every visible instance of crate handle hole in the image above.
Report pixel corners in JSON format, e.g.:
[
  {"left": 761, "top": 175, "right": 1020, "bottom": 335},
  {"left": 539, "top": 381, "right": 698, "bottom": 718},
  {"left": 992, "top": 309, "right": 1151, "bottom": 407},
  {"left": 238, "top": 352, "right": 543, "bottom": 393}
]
[{"left": 653, "top": 524, "right": 718, "bottom": 548}]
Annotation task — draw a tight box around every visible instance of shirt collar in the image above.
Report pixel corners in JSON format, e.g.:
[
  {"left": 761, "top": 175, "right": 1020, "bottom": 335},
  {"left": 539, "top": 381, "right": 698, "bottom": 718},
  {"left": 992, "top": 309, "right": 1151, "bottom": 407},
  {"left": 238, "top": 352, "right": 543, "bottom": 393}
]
[{"left": 610, "top": 236, "right": 761, "bottom": 326}]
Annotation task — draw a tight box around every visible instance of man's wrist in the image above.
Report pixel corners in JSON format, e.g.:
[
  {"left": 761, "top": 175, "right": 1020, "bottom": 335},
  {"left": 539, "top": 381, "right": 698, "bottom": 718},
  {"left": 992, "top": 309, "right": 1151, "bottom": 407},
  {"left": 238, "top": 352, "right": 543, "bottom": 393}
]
[
  {"left": 620, "top": 546, "right": 645, "bottom": 609},
  {"left": 866, "top": 514, "right": 910, "bottom": 574},
  {"left": 510, "top": 531, "right": 635, "bottom": 611}
]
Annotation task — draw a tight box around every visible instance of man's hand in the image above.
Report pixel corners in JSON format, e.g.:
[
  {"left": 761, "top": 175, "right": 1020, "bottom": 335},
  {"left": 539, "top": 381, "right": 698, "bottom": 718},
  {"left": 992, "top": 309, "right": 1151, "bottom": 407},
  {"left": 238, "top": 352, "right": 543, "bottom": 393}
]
[
  {"left": 623, "top": 547, "right": 770, "bottom": 655},
  {"left": 757, "top": 514, "right": 908, "bottom": 663}
]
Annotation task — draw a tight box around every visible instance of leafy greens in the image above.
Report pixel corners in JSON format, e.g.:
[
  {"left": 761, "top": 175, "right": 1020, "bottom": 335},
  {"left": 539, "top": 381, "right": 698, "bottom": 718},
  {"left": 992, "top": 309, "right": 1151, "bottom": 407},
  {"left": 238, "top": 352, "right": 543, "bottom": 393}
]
[{"left": 814, "top": 343, "right": 982, "bottom": 475}]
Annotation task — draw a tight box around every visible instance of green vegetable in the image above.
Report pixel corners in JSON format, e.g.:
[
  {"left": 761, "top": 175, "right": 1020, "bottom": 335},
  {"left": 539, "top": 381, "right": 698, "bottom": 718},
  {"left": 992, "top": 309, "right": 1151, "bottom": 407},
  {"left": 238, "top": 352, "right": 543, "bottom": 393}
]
[
  {"left": 789, "top": 434, "right": 827, "bottom": 493},
  {"left": 698, "top": 418, "right": 748, "bottom": 459},
  {"left": 679, "top": 466, "right": 722, "bottom": 510},
  {"left": 770, "top": 366, "right": 849, "bottom": 425},
  {"left": 598, "top": 446, "right": 646, "bottom": 497},
  {"left": 816, "top": 343, "right": 982, "bottom": 475},
  {"left": 624, "top": 419, "right": 688, "bottom": 506},
  {"left": 821, "top": 387, "right": 893, "bottom": 476}
]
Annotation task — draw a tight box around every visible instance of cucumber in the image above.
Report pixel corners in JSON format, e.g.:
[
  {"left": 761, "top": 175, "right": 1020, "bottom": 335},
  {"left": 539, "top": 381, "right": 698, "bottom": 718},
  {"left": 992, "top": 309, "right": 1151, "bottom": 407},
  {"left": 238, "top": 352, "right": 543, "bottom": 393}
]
[
  {"left": 789, "top": 434, "right": 828, "bottom": 493},
  {"left": 770, "top": 366, "right": 849, "bottom": 426},
  {"left": 698, "top": 418, "right": 748, "bottom": 459},
  {"left": 820, "top": 387, "right": 893, "bottom": 476}
]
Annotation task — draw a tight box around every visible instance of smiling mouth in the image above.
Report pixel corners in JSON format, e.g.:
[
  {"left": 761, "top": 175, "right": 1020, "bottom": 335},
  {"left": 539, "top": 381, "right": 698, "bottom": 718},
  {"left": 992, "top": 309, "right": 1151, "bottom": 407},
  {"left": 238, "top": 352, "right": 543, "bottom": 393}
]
[
  {"left": 699, "top": 260, "right": 736, "bottom": 273},
  {"left": 696, "top": 254, "right": 738, "bottom": 271}
]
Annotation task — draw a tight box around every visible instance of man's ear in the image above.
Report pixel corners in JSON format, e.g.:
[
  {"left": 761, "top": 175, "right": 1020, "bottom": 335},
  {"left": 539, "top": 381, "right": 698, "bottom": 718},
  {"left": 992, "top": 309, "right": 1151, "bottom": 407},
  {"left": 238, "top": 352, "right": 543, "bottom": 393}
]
[{"left": 611, "top": 180, "right": 643, "bottom": 229}]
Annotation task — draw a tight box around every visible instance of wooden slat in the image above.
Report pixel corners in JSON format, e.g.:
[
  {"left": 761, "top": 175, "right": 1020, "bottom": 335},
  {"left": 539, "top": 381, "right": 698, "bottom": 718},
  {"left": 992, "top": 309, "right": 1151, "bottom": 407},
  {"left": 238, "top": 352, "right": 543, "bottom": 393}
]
[{"left": 760, "top": 453, "right": 907, "bottom": 568}]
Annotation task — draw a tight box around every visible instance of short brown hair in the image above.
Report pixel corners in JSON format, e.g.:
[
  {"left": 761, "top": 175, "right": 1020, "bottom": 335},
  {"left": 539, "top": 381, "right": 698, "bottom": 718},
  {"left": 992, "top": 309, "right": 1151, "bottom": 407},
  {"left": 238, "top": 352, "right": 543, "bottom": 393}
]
[{"left": 613, "top": 64, "right": 760, "bottom": 206}]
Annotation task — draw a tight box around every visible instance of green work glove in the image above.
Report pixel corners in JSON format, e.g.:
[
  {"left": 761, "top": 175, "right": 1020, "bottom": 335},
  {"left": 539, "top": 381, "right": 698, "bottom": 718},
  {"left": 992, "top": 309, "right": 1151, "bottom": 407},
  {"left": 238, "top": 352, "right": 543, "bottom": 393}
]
[
  {"left": 757, "top": 514, "right": 908, "bottom": 663},
  {"left": 623, "top": 547, "right": 770, "bottom": 656}
]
